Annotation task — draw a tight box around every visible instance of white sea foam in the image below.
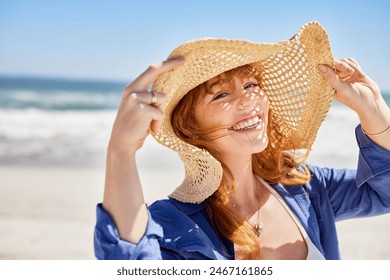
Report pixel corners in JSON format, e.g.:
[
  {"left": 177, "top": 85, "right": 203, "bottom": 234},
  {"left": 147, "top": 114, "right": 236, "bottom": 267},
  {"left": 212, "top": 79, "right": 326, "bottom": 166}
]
[
  {"left": 0, "top": 108, "right": 183, "bottom": 168},
  {"left": 0, "top": 109, "right": 116, "bottom": 166},
  {"left": 1, "top": 89, "right": 121, "bottom": 110}
]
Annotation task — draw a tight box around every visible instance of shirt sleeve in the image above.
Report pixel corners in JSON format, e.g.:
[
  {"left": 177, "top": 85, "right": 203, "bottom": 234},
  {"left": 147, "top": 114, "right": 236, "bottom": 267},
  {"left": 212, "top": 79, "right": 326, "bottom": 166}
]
[
  {"left": 309, "top": 124, "right": 390, "bottom": 221},
  {"left": 94, "top": 203, "right": 163, "bottom": 260},
  {"left": 355, "top": 124, "right": 390, "bottom": 189}
]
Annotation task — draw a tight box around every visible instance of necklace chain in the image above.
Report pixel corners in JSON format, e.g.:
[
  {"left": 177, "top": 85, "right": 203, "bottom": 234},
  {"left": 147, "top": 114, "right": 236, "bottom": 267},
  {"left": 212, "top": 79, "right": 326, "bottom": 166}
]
[
  {"left": 250, "top": 180, "right": 263, "bottom": 237},
  {"left": 234, "top": 178, "right": 264, "bottom": 237}
]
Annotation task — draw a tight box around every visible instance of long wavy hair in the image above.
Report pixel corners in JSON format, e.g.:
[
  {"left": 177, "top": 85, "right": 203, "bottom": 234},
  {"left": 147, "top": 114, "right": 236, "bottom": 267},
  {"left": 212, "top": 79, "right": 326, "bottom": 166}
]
[{"left": 171, "top": 65, "right": 310, "bottom": 259}]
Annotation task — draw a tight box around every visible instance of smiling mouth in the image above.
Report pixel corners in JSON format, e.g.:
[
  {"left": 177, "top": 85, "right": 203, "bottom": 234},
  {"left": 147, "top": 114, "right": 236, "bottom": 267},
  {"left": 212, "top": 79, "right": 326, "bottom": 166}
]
[{"left": 229, "top": 115, "right": 263, "bottom": 131}]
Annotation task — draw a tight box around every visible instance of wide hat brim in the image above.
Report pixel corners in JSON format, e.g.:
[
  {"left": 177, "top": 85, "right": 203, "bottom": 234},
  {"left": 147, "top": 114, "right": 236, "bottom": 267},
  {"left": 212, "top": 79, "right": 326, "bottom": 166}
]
[{"left": 152, "top": 21, "right": 335, "bottom": 203}]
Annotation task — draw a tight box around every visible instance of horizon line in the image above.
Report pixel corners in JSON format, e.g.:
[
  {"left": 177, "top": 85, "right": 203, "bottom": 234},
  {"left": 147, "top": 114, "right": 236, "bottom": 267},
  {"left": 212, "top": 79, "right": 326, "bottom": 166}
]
[
  {"left": 0, "top": 73, "right": 129, "bottom": 85},
  {"left": 1, "top": 73, "right": 390, "bottom": 94}
]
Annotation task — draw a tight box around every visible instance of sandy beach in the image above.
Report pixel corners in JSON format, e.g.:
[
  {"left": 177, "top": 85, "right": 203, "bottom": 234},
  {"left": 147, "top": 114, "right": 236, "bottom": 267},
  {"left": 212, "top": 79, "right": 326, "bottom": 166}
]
[
  {"left": 0, "top": 163, "right": 389, "bottom": 260},
  {"left": 0, "top": 163, "right": 184, "bottom": 260}
]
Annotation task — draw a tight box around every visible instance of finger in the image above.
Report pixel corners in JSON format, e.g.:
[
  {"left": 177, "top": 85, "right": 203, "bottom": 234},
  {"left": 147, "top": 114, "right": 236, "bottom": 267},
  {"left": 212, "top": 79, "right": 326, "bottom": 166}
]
[
  {"left": 334, "top": 59, "right": 354, "bottom": 79},
  {"left": 318, "top": 64, "right": 349, "bottom": 91},
  {"left": 340, "top": 58, "right": 360, "bottom": 71},
  {"left": 345, "top": 57, "right": 361, "bottom": 68},
  {"left": 339, "top": 58, "right": 366, "bottom": 81},
  {"left": 129, "top": 57, "right": 185, "bottom": 92},
  {"left": 143, "top": 105, "right": 165, "bottom": 134},
  {"left": 150, "top": 118, "right": 163, "bottom": 134},
  {"left": 124, "top": 91, "right": 167, "bottom": 109},
  {"left": 335, "top": 59, "right": 353, "bottom": 72}
]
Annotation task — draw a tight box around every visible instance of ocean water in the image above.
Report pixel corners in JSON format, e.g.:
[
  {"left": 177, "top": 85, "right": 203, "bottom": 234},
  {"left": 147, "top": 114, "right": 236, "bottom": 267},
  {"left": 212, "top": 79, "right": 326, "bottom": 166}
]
[
  {"left": 0, "top": 76, "right": 389, "bottom": 168},
  {"left": 0, "top": 76, "right": 124, "bottom": 167}
]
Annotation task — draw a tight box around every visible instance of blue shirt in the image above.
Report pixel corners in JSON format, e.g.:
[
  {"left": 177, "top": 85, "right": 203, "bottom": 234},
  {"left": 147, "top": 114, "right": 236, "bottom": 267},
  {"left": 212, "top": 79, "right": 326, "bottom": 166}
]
[{"left": 94, "top": 125, "right": 390, "bottom": 260}]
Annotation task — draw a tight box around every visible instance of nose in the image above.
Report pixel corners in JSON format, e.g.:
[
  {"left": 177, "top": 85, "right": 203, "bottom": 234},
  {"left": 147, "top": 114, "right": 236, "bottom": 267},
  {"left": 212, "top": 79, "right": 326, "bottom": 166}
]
[{"left": 237, "top": 91, "right": 258, "bottom": 110}]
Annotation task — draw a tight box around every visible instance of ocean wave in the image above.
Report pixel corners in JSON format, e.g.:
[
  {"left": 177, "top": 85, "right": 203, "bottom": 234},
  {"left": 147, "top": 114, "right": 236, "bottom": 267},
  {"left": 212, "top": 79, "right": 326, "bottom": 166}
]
[
  {"left": 0, "top": 108, "right": 182, "bottom": 168},
  {"left": 0, "top": 108, "right": 116, "bottom": 139},
  {"left": 0, "top": 88, "right": 122, "bottom": 111},
  {"left": 0, "top": 109, "right": 116, "bottom": 166}
]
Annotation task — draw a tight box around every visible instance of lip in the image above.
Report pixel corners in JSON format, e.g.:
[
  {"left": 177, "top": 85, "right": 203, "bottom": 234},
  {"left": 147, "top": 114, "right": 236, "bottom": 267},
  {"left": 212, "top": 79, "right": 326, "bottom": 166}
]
[
  {"left": 231, "top": 112, "right": 264, "bottom": 127},
  {"left": 229, "top": 112, "right": 264, "bottom": 131}
]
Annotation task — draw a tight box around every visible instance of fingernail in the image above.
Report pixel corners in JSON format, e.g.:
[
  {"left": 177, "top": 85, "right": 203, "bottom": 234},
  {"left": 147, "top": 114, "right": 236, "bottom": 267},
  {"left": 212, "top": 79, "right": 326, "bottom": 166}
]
[{"left": 318, "top": 65, "right": 328, "bottom": 73}]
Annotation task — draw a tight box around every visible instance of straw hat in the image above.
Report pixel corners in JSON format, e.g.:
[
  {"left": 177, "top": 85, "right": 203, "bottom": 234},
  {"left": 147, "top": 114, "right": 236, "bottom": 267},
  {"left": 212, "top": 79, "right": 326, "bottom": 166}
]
[{"left": 152, "top": 21, "right": 335, "bottom": 204}]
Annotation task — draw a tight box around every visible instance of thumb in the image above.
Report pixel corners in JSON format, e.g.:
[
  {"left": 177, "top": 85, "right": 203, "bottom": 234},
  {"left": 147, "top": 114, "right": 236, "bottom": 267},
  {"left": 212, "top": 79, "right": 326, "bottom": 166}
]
[
  {"left": 318, "top": 64, "right": 346, "bottom": 92},
  {"left": 318, "top": 64, "right": 356, "bottom": 105}
]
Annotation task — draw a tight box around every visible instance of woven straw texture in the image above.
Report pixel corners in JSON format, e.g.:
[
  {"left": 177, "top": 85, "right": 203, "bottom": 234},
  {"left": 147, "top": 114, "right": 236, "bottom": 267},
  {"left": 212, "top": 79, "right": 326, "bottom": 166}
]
[{"left": 152, "top": 22, "right": 335, "bottom": 203}]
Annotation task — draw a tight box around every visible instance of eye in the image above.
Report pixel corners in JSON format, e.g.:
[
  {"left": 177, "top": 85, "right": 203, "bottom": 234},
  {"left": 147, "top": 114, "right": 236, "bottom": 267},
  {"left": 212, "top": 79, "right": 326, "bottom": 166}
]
[
  {"left": 244, "top": 83, "right": 259, "bottom": 90},
  {"left": 212, "top": 92, "right": 229, "bottom": 101}
]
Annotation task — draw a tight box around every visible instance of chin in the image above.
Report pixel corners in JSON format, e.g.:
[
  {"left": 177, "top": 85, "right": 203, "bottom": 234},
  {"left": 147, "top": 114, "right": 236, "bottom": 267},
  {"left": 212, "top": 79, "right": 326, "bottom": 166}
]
[
  {"left": 250, "top": 136, "right": 269, "bottom": 154},
  {"left": 212, "top": 128, "right": 269, "bottom": 157}
]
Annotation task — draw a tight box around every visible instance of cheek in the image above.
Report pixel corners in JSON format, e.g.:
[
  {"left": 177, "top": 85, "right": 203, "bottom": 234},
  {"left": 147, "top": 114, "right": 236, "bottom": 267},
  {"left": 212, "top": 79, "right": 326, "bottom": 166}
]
[
  {"left": 257, "top": 93, "right": 270, "bottom": 113},
  {"left": 194, "top": 103, "right": 229, "bottom": 129},
  {"left": 194, "top": 104, "right": 209, "bottom": 128}
]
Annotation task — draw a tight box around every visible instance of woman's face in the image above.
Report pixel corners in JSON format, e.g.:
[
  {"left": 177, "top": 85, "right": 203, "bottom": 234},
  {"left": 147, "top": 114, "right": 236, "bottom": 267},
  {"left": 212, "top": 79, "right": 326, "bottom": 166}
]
[{"left": 194, "top": 72, "right": 270, "bottom": 160}]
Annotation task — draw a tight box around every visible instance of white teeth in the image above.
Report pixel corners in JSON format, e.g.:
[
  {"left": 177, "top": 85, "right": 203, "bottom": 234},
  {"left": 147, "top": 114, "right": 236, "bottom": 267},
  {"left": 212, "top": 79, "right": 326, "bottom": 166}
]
[
  {"left": 231, "top": 116, "right": 262, "bottom": 131},
  {"left": 248, "top": 116, "right": 259, "bottom": 126}
]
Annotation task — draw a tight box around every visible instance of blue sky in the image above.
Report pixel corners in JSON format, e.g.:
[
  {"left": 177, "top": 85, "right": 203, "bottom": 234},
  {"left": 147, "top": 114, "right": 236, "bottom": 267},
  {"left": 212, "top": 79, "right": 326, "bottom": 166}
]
[{"left": 1, "top": 0, "right": 389, "bottom": 90}]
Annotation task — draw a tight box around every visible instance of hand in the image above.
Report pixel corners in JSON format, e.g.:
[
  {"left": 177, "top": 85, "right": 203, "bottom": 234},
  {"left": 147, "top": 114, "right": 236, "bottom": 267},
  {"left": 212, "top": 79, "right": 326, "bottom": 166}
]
[
  {"left": 318, "top": 58, "right": 381, "bottom": 116},
  {"left": 319, "top": 58, "right": 390, "bottom": 150},
  {"left": 108, "top": 57, "right": 185, "bottom": 154}
]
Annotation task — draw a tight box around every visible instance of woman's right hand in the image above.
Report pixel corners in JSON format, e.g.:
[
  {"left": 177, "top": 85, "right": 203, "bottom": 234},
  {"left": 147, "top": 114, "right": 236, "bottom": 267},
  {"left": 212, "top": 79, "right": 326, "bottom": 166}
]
[{"left": 108, "top": 57, "right": 185, "bottom": 154}]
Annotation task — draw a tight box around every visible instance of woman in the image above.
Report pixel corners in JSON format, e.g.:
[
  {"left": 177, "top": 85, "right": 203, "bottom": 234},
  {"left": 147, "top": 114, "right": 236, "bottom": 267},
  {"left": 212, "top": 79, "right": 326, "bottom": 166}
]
[{"left": 94, "top": 22, "right": 390, "bottom": 259}]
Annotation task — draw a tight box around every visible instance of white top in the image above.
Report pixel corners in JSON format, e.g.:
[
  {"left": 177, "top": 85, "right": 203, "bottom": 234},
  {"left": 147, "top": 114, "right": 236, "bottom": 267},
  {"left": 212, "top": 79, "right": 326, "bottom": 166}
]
[{"left": 258, "top": 177, "right": 326, "bottom": 260}]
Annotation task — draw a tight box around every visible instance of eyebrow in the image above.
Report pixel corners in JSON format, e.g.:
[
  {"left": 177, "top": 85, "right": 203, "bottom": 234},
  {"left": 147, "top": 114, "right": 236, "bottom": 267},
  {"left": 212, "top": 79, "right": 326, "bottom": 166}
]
[{"left": 208, "top": 79, "right": 228, "bottom": 93}]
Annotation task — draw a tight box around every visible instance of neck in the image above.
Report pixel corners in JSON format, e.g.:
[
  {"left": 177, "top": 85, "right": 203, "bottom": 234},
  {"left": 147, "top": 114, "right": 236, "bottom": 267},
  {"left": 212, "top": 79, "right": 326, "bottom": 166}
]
[{"left": 219, "top": 153, "right": 259, "bottom": 210}]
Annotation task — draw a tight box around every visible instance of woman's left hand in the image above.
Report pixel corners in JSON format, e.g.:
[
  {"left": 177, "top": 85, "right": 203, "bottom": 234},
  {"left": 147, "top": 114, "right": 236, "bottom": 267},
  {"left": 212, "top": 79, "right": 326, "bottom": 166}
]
[
  {"left": 318, "top": 58, "right": 381, "bottom": 114},
  {"left": 319, "top": 58, "right": 390, "bottom": 150}
]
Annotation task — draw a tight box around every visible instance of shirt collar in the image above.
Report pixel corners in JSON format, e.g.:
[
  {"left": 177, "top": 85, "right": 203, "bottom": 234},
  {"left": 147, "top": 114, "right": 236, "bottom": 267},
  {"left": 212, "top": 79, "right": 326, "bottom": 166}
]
[{"left": 168, "top": 197, "right": 206, "bottom": 215}]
